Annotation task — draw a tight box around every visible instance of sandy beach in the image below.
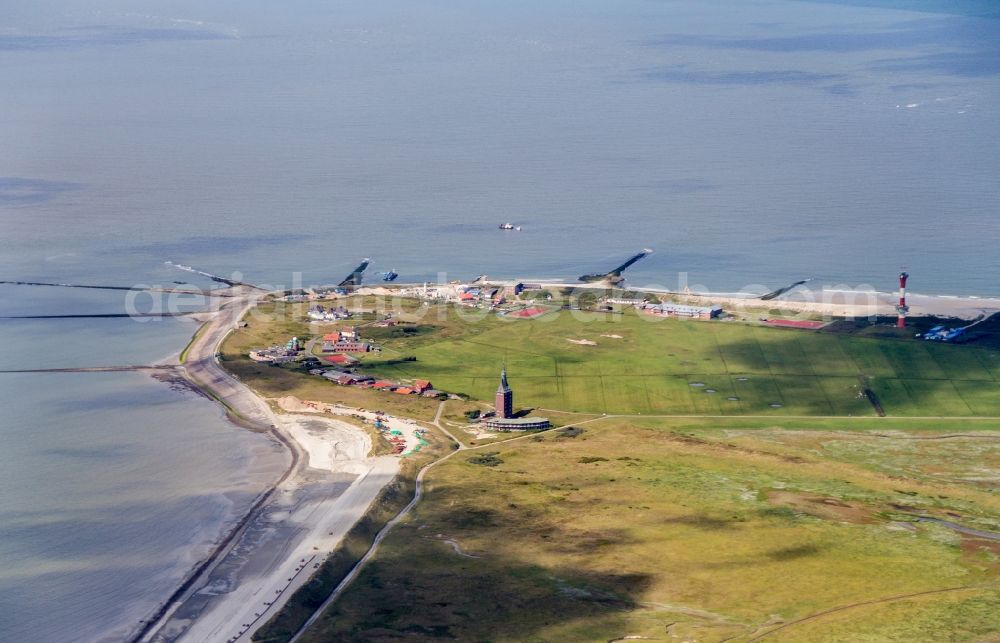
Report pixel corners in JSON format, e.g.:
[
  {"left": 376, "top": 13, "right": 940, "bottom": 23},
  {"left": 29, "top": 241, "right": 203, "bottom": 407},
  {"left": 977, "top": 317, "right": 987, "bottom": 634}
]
[
  {"left": 500, "top": 281, "right": 1000, "bottom": 321},
  {"left": 681, "top": 289, "right": 1000, "bottom": 321},
  {"left": 277, "top": 396, "right": 429, "bottom": 456}
]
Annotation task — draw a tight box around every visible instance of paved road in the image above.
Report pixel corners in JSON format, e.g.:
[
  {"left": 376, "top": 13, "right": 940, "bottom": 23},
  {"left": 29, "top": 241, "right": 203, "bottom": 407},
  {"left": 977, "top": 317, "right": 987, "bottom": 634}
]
[{"left": 179, "top": 287, "right": 278, "bottom": 428}]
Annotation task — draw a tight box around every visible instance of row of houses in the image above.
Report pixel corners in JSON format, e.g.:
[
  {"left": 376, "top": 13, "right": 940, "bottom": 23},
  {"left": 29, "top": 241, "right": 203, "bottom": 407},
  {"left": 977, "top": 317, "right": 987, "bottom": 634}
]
[
  {"left": 603, "top": 296, "right": 723, "bottom": 319},
  {"left": 308, "top": 304, "right": 352, "bottom": 321},
  {"left": 605, "top": 297, "right": 645, "bottom": 306},
  {"left": 248, "top": 336, "right": 302, "bottom": 363},
  {"left": 282, "top": 287, "right": 351, "bottom": 303},
  {"left": 372, "top": 378, "right": 443, "bottom": 397},
  {"left": 310, "top": 368, "right": 444, "bottom": 397},
  {"left": 321, "top": 328, "right": 372, "bottom": 353}
]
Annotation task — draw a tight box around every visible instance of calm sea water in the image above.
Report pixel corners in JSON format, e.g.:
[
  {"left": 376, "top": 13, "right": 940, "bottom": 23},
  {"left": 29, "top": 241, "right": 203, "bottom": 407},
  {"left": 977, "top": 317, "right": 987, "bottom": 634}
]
[
  {"left": 0, "top": 370, "right": 287, "bottom": 642},
  {"left": 1, "top": 0, "right": 999, "bottom": 295},
  {"left": 0, "top": 0, "right": 998, "bottom": 639}
]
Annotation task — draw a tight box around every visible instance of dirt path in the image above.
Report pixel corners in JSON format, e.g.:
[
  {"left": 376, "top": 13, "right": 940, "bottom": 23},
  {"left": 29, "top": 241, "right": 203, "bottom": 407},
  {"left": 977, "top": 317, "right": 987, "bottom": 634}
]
[
  {"left": 288, "top": 400, "right": 463, "bottom": 642},
  {"left": 747, "top": 583, "right": 999, "bottom": 641}
]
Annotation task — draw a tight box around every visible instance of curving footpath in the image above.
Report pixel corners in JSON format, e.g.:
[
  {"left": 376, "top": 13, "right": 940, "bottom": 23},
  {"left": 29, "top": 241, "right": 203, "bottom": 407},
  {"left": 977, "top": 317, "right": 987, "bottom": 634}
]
[{"left": 288, "top": 407, "right": 609, "bottom": 642}]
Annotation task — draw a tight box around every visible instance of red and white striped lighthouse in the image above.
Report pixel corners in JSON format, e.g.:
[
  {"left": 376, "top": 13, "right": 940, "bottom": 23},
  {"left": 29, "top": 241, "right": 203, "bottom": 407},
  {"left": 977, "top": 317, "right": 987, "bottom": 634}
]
[{"left": 896, "top": 271, "right": 909, "bottom": 328}]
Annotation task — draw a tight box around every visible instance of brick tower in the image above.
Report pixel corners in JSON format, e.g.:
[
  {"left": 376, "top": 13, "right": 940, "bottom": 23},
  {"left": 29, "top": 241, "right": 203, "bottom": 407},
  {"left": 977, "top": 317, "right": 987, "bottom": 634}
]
[{"left": 495, "top": 367, "right": 513, "bottom": 419}]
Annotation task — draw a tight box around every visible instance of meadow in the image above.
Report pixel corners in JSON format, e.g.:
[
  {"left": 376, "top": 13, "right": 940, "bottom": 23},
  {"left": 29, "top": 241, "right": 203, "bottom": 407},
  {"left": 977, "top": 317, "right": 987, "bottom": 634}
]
[{"left": 359, "top": 306, "right": 1000, "bottom": 418}]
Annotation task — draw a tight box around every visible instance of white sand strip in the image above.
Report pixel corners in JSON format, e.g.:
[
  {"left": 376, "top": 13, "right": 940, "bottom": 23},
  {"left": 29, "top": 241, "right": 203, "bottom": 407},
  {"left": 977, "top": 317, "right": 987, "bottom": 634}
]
[
  {"left": 278, "top": 396, "right": 427, "bottom": 456},
  {"left": 175, "top": 415, "right": 398, "bottom": 643}
]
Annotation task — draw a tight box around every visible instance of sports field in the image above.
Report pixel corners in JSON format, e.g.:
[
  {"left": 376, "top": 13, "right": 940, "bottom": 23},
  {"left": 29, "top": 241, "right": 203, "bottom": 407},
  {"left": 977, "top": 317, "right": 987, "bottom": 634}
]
[{"left": 360, "top": 307, "right": 1000, "bottom": 418}]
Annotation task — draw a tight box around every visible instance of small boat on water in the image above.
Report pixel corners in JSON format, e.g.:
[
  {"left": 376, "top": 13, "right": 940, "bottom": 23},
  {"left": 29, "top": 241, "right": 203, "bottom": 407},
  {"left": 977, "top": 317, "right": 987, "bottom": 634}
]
[
  {"left": 499, "top": 223, "right": 522, "bottom": 231},
  {"left": 381, "top": 269, "right": 399, "bottom": 282}
]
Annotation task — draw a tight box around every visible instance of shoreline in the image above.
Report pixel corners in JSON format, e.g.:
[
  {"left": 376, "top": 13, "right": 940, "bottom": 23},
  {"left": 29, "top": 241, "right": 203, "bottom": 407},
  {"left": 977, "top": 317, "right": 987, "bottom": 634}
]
[
  {"left": 132, "top": 287, "right": 417, "bottom": 643},
  {"left": 354, "top": 281, "right": 1000, "bottom": 321},
  {"left": 130, "top": 288, "right": 302, "bottom": 642},
  {"left": 166, "top": 414, "right": 400, "bottom": 642}
]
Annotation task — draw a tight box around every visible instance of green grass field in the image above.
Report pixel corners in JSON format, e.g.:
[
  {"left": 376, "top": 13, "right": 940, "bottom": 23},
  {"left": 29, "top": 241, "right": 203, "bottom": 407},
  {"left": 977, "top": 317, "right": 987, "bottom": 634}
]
[
  {"left": 221, "top": 299, "right": 1000, "bottom": 420},
  {"left": 357, "top": 307, "right": 1000, "bottom": 418}
]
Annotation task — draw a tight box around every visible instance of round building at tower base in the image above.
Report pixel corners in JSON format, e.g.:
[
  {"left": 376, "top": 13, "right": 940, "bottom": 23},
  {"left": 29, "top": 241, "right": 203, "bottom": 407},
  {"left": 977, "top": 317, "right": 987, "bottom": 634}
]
[{"left": 479, "top": 416, "right": 552, "bottom": 431}]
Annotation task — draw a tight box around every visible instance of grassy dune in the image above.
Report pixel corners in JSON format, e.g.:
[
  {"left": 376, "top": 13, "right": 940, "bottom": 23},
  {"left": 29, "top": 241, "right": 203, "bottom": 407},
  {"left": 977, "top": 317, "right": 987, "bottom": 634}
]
[{"left": 298, "top": 419, "right": 1000, "bottom": 642}]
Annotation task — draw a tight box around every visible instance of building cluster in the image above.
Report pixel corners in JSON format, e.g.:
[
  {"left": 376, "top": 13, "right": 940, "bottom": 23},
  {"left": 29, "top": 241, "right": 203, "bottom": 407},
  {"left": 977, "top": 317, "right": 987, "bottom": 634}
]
[
  {"left": 307, "top": 304, "right": 352, "bottom": 321},
  {"left": 282, "top": 288, "right": 348, "bottom": 303},
  {"left": 457, "top": 283, "right": 528, "bottom": 307},
  {"left": 397, "top": 281, "right": 541, "bottom": 307},
  {"left": 321, "top": 328, "right": 371, "bottom": 353},
  {"left": 308, "top": 367, "right": 444, "bottom": 397},
  {"left": 248, "top": 337, "right": 302, "bottom": 364}
]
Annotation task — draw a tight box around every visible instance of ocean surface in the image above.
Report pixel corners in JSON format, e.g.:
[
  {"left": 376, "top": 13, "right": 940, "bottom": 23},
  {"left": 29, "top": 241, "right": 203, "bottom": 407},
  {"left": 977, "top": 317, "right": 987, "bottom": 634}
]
[{"left": 0, "top": 0, "right": 998, "bottom": 639}]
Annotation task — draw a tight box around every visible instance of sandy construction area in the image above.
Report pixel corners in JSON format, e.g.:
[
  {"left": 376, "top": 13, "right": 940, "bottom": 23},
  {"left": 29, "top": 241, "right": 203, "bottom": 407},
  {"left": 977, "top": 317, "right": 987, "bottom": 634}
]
[
  {"left": 283, "top": 414, "right": 372, "bottom": 471},
  {"left": 277, "top": 396, "right": 428, "bottom": 456}
]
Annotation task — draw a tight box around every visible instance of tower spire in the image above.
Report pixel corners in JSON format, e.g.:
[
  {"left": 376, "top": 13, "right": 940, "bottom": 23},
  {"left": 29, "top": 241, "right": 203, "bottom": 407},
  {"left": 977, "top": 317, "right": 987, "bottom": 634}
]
[
  {"left": 498, "top": 364, "right": 510, "bottom": 393},
  {"left": 495, "top": 364, "right": 513, "bottom": 418}
]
